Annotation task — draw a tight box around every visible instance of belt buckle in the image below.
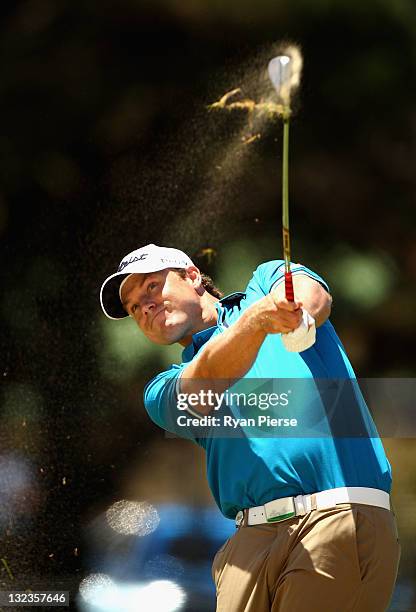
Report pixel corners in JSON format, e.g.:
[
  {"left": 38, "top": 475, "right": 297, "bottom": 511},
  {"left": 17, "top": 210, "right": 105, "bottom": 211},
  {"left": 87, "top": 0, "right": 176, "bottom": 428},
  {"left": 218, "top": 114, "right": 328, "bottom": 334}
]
[
  {"left": 235, "top": 510, "right": 244, "bottom": 527},
  {"left": 264, "top": 497, "right": 296, "bottom": 523},
  {"left": 294, "top": 494, "right": 307, "bottom": 516}
]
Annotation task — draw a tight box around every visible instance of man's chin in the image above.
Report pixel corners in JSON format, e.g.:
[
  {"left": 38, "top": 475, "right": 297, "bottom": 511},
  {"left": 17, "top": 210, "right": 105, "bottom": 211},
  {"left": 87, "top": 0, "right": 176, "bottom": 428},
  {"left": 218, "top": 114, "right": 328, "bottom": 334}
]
[{"left": 150, "top": 323, "right": 187, "bottom": 346}]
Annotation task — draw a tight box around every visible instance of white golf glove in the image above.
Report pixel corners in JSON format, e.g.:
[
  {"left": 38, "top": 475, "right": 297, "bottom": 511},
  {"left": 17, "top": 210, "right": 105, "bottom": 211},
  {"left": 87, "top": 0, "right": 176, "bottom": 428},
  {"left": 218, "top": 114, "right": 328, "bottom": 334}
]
[{"left": 282, "top": 308, "right": 316, "bottom": 352}]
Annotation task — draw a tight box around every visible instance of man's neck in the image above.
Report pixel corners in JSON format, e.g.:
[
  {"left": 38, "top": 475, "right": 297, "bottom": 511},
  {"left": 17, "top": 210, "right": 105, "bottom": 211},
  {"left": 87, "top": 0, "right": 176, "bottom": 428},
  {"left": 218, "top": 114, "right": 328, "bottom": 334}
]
[{"left": 178, "top": 293, "right": 219, "bottom": 347}]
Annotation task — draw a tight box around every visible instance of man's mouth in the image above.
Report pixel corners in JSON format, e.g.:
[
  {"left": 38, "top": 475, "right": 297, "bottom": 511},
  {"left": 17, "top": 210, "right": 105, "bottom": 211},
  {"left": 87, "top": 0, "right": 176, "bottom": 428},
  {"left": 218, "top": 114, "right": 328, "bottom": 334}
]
[{"left": 151, "top": 307, "right": 166, "bottom": 328}]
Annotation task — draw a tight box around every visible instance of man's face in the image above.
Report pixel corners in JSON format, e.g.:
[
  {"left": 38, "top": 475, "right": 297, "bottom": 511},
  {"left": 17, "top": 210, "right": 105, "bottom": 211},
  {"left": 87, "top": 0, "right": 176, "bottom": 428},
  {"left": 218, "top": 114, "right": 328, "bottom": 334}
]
[{"left": 120, "top": 268, "right": 203, "bottom": 345}]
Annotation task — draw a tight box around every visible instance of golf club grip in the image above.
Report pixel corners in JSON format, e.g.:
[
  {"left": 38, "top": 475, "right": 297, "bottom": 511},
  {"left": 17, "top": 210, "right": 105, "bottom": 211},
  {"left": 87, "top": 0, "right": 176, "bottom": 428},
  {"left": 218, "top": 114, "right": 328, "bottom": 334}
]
[{"left": 285, "top": 272, "right": 294, "bottom": 302}]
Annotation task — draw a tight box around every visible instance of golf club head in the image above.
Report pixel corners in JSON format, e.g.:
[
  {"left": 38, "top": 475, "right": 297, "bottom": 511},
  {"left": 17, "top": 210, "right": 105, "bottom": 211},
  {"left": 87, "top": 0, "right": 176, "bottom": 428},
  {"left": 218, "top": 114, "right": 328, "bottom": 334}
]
[{"left": 268, "top": 55, "right": 292, "bottom": 104}]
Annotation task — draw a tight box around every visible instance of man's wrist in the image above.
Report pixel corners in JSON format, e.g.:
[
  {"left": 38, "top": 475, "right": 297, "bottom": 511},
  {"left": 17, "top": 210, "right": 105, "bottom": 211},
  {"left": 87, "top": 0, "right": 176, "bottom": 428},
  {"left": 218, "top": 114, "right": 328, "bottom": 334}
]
[{"left": 241, "top": 303, "right": 268, "bottom": 336}]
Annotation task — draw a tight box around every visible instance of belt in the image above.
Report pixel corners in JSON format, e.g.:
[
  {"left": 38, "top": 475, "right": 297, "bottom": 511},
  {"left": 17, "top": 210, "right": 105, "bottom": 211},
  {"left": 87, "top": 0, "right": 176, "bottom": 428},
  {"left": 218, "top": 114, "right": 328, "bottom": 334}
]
[{"left": 235, "top": 487, "right": 390, "bottom": 527}]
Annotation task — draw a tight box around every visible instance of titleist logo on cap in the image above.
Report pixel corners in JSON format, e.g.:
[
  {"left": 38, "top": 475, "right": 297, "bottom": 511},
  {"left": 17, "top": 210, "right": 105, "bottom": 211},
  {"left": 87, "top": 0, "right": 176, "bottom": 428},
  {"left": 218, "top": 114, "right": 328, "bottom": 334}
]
[{"left": 117, "top": 254, "right": 148, "bottom": 272}]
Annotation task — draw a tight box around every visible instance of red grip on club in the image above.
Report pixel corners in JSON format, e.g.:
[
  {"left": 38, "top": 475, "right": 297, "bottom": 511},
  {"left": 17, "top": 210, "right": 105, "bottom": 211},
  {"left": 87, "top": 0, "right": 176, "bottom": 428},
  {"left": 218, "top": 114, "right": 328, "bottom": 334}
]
[{"left": 285, "top": 272, "right": 294, "bottom": 302}]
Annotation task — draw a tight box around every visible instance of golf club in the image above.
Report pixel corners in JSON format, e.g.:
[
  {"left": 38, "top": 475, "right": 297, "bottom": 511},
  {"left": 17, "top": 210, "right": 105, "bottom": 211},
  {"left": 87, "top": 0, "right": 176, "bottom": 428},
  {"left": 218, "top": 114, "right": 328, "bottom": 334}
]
[{"left": 268, "top": 54, "right": 295, "bottom": 302}]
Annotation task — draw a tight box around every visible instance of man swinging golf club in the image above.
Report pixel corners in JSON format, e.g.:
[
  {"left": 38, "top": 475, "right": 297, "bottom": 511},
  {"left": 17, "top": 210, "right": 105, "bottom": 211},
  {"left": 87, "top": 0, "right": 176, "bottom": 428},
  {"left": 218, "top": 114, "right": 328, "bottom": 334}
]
[
  {"left": 99, "top": 54, "right": 400, "bottom": 612},
  {"left": 100, "top": 243, "right": 400, "bottom": 611}
]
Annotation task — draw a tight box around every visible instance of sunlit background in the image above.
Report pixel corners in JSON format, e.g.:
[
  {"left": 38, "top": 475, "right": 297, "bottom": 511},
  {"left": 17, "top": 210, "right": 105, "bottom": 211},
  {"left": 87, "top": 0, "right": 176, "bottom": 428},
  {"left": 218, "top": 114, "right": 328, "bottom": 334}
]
[{"left": 1, "top": 0, "right": 415, "bottom": 610}]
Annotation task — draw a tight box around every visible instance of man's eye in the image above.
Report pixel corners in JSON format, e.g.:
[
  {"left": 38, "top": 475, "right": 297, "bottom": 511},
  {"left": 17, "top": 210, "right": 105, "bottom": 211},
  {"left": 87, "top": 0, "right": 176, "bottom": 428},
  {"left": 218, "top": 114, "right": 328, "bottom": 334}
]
[
  {"left": 148, "top": 282, "right": 157, "bottom": 292},
  {"left": 131, "top": 304, "right": 138, "bottom": 314}
]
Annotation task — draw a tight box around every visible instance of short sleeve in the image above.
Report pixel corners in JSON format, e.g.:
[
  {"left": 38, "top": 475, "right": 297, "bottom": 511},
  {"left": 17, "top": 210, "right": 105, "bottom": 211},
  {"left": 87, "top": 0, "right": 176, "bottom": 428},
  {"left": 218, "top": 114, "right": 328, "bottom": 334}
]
[
  {"left": 245, "top": 260, "right": 330, "bottom": 299},
  {"left": 143, "top": 365, "right": 199, "bottom": 441}
]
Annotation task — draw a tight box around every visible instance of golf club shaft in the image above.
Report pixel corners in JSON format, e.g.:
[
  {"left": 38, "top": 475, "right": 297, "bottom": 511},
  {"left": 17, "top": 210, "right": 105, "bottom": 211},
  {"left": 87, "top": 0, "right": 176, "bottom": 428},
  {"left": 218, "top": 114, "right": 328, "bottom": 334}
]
[{"left": 282, "top": 115, "right": 294, "bottom": 301}]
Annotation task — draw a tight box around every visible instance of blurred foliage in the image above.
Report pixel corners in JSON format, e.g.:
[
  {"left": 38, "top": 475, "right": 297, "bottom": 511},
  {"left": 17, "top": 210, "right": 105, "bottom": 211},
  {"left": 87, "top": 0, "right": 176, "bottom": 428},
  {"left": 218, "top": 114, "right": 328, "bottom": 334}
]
[
  {"left": 1, "top": 0, "right": 415, "bottom": 605},
  {"left": 325, "top": 245, "right": 397, "bottom": 309},
  {"left": 99, "top": 317, "right": 181, "bottom": 383}
]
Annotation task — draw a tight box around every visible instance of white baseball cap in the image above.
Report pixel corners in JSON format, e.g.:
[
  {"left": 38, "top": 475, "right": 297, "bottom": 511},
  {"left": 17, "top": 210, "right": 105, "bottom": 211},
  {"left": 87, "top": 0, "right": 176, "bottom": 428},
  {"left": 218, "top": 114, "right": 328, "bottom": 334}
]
[{"left": 100, "top": 243, "right": 194, "bottom": 320}]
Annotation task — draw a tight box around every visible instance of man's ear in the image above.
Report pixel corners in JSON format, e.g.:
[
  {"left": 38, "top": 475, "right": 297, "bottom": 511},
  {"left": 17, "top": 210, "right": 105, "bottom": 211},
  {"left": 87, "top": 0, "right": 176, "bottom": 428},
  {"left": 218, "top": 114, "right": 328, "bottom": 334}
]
[{"left": 185, "top": 266, "right": 203, "bottom": 293}]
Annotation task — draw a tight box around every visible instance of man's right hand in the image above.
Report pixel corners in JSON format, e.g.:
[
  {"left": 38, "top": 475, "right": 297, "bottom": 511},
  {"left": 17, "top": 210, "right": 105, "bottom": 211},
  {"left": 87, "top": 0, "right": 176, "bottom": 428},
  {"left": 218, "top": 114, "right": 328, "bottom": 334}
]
[{"left": 247, "top": 293, "right": 303, "bottom": 335}]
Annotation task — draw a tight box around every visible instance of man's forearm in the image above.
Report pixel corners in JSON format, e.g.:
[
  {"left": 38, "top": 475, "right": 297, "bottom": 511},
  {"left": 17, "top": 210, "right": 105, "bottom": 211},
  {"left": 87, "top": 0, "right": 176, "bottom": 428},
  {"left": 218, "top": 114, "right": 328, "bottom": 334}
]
[
  {"left": 179, "top": 296, "right": 302, "bottom": 413},
  {"left": 182, "top": 308, "right": 266, "bottom": 386}
]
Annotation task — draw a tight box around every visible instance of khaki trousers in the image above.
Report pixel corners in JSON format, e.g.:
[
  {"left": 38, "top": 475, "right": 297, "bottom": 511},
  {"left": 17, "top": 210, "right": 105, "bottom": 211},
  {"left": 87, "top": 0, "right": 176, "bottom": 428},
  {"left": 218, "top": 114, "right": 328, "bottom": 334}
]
[{"left": 212, "top": 503, "right": 400, "bottom": 612}]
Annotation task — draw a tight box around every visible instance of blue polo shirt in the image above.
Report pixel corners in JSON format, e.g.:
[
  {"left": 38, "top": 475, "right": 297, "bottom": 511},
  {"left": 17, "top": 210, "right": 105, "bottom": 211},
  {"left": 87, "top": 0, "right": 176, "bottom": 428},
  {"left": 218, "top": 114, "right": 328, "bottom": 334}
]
[{"left": 144, "top": 261, "right": 392, "bottom": 519}]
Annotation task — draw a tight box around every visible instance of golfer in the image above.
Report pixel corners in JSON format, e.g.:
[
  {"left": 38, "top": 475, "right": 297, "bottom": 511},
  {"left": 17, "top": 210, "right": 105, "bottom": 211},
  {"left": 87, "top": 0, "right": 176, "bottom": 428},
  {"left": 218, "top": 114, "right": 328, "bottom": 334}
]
[{"left": 100, "top": 243, "right": 400, "bottom": 611}]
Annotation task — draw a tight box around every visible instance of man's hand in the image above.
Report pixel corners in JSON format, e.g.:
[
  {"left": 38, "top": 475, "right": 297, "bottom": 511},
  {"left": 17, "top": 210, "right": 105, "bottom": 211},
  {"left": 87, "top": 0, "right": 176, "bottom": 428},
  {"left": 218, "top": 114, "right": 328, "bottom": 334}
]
[
  {"left": 272, "top": 274, "right": 332, "bottom": 328},
  {"left": 247, "top": 293, "right": 303, "bottom": 334}
]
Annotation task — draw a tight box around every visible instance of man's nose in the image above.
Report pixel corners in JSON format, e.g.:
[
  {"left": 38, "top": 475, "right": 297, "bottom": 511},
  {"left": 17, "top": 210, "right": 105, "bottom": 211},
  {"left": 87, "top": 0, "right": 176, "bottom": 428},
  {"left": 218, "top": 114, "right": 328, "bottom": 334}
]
[{"left": 142, "top": 301, "right": 157, "bottom": 317}]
